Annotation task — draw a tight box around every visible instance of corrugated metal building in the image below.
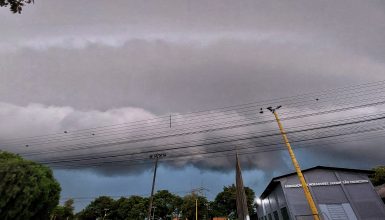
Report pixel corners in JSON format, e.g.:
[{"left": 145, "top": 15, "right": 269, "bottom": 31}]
[{"left": 256, "top": 166, "right": 385, "bottom": 220}]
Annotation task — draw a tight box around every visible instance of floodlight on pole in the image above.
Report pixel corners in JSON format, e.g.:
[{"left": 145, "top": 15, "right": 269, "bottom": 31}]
[
  {"left": 147, "top": 153, "right": 166, "bottom": 220},
  {"left": 262, "top": 106, "right": 320, "bottom": 220}
]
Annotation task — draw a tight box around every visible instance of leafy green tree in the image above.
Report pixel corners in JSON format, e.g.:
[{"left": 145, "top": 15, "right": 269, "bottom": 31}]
[
  {"left": 211, "top": 184, "right": 255, "bottom": 218},
  {"left": 110, "top": 196, "right": 148, "bottom": 220},
  {"left": 0, "top": 0, "right": 34, "bottom": 13},
  {"left": 51, "top": 206, "right": 65, "bottom": 220},
  {"left": 77, "top": 196, "right": 115, "bottom": 220},
  {"left": 0, "top": 151, "right": 61, "bottom": 220},
  {"left": 153, "top": 190, "right": 183, "bottom": 220},
  {"left": 370, "top": 166, "right": 385, "bottom": 186},
  {"left": 180, "top": 194, "right": 209, "bottom": 220},
  {"left": 63, "top": 199, "right": 75, "bottom": 219},
  {"left": 51, "top": 199, "right": 75, "bottom": 220}
]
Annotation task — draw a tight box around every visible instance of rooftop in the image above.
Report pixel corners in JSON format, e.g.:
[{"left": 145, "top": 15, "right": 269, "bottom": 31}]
[{"left": 260, "top": 166, "right": 373, "bottom": 199}]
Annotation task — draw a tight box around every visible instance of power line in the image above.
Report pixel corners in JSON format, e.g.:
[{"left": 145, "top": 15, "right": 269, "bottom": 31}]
[
  {"left": 24, "top": 111, "right": 385, "bottom": 167},
  {"left": 2, "top": 80, "right": 385, "bottom": 170},
  {"left": 19, "top": 99, "right": 385, "bottom": 158},
  {"left": 2, "top": 79, "right": 385, "bottom": 147}
]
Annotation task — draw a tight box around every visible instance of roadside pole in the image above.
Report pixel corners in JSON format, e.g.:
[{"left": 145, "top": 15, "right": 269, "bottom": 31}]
[
  {"left": 147, "top": 153, "right": 166, "bottom": 220},
  {"left": 263, "top": 106, "right": 320, "bottom": 220}
]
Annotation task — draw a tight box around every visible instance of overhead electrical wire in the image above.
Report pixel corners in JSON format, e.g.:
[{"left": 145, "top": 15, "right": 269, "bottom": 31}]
[
  {"left": 20, "top": 98, "right": 385, "bottom": 155},
  {"left": 7, "top": 100, "right": 384, "bottom": 159},
  {"left": 2, "top": 80, "right": 385, "bottom": 170},
  {"left": 34, "top": 111, "right": 385, "bottom": 162},
  {"left": 2, "top": 115, "right": 385, "bottom": 169},
  {"left": 2, "top": 79, "right": 385, "bottom": 147},
  {"left": 27, "top": 109, "right": 385, "bottom": 167},
  {"left": 6, "top": 91, "right": 385, "bottom": 151}
]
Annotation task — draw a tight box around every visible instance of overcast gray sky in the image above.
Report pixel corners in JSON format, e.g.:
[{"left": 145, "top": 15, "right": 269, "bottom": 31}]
[{"left": 1, "top": 0, "right": 385, "bottom": 211}]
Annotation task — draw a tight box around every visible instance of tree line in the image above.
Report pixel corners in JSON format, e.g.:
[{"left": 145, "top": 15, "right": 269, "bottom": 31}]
[
  {"left": 0, "top": 151, "right": 256, "bottom": 220},
  {"left": 55, "top": 186, "right": 255, "bottom": 220}
]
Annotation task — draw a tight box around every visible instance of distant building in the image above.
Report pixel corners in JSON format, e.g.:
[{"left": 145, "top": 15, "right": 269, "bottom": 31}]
[{"left": 256, "top": 166, "right": 385, "bottom": 220}]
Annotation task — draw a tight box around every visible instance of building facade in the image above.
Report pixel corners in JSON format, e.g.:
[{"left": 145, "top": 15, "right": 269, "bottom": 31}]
[{"left": 256, "top": 166, "right": 385, "bottom": 220}]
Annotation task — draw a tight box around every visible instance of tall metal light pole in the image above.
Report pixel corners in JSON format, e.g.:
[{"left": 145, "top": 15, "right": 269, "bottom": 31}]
[
  {"left": 262, "top": 106, "right": 320, "bottom": 220},
  {"left": 147, "top": 153, "right": 166, "bottom": 220},
  {"left": 190, "top": 187, "right": 207, "bottom": 220},
  {"left": 195, "top": 198, "right": 198, "bottom": 220}
]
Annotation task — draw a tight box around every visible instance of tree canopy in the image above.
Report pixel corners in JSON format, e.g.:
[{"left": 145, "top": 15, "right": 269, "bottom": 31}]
[
  {"left": 180, "top": 194, "right": 209, "bottom": 220},
  {"left": 0, "top": 151, "right": 61, "bottom": 220},
  {"left": 76, "top": 191, "right": 185, "bottom": 220},
  {"left": 370, "top": 166, "right": 385, "bottom": 186},
  {"left": 77, "top": 196, "right": 115, "bottom": 220},
  {"left": 152, "top": 190, "right": 183, "bottom": 219},
  {"left": 0, "top": 0, "right": 34, "bottom": 13},
  {"left": 51, "top": 199, "right": 75, "bottom": 220},
  {"left": 110, "top": 196, "right": 148, "bottom": 220},
  {"left": 211, "top": 184, "right": 255, "bottom": 218},
  {"left": 74, "top": 185, "right": 258, "bottom": 220}
]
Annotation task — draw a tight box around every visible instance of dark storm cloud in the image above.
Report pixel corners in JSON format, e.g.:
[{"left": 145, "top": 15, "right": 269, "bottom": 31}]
[
  {"left": 1, "top": 0, "right": 385, "bottom": 176},
  {"left": 1, "top": 102, "right": 384, "bottom": 177},
  {"left": 1, "top": 0, "right": 385, "bottom": 112},
  {"left": 1, "top": 38, "right": 384, "bottom": 113}
]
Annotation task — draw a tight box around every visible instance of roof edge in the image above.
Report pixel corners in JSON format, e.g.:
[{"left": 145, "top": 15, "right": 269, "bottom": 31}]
[{"left": 259, "top": 166, "right": 373, "bottom": 199}]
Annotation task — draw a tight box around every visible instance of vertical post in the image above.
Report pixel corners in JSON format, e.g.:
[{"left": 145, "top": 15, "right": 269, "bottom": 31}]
[
  {"left": 196, "top": 198, "right": 198, "bottom": 220},
  {"left": 271, "top": 109, "right": 320, "bottom": 220},
  {"left": 147, "top": 157, "right": 159, "bottom": 220},
  {"left": 152, "top": 207, "right": 156, "bottom": 220},
  {"left": 205, "top": 203, "right": 209, "bottom": 220}
]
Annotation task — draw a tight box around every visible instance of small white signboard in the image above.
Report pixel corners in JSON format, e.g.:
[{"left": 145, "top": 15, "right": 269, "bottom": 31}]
[{"left": 284, "top": 179, "right": 369, "bottom": 188}]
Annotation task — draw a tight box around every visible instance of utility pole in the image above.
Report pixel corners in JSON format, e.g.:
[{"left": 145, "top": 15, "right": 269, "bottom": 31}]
[
  {"left": 262, "top": 106, "right": 320, "bottom": 220},
  {"left": 152, "top": 207, "right": 156, "bottom": 220},
  {"left": 196, "top": 198, "right": 198, "bottom": 220},
  {"left": 190, "top": 187, "right": 208, "bottom": 220},
  {"left": 147, "top": 153, "right": 166, "bottom": 220}
]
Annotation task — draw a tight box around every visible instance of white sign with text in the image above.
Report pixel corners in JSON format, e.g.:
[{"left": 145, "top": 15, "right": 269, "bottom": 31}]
[{"left": 284, "top": 180, "right": 369, "bottom": 188}]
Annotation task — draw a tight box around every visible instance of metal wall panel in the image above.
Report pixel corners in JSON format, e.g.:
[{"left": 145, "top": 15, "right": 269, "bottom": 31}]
[
  {"left": 257, "top": 184, "right": 289, "bottom": 219},
  {"left": 282, "top": 184, "right": 311, "bottom": 217},
  {"left": 275, "top": 185, "right": 287, "bottom": 208},
  {"left": 338, "top": 171, "right": 385, "bottom": 219},
  {"left": 312, "top": 185, "right": 348, "bottom": 204},
  {"left": 269, "top": 191, "right": 279, "bottom": 211},
  {"left": 319, "top": 204, "right": 349, "bottom": 220},
  {"left": 259, "top": 168, "right": 385, "bottom": 220},
  {"left": 263, "top": 197, "right": 272, "bottom": 214},
  {"left": 344, "top": 183, "right": 385, "bottom": 219},
  {"left": 305, "top": 169, "right": 338, "bottom": 183}
]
